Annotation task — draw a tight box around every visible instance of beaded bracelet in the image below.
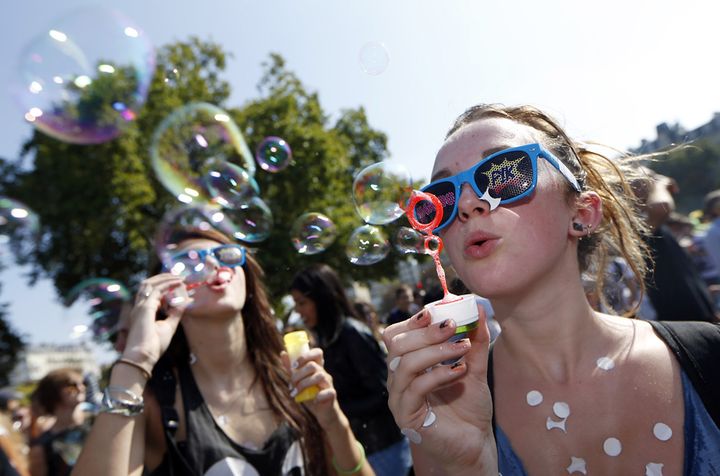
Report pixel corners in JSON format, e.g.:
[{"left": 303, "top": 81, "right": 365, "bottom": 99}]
[{"left": 332, "top": 440, "right": 366, "bottom": 475}]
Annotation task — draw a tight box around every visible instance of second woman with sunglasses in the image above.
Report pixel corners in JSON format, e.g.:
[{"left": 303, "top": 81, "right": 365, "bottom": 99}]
[
  {"left": 385, "top": 104, "right": 720, "bottom": 475},
  {"left": 73, "top": 226, "right": 374, "bottom": 476}
]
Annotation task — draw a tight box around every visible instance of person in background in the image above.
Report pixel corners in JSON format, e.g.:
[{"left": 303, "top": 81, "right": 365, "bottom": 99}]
[
  {"left": 29, "top": 368, "right": 88, "bottom": 476},
  {"left": 292, "top": 264, "right": 411, "bottom": 476},
  {"left": 411, "top": 289, "right": 425, "bottom": 315},
  {"left": 702, "top": 189, "right": 720, "bottom": 305},
  {"left": 386, "top": 286, "right": 414, "bottom": 326},
  {"left": 632, "top": 168, "right": 718, "bottom": 322},
  {"left": 0, "top": 390, "right": 28, "bottom": 476},
  {"left": 73, "top": 227, "right": 371, "bottom": 476},
  {"left": 352, "top": 301, "right": 385, "bottom": 345}
]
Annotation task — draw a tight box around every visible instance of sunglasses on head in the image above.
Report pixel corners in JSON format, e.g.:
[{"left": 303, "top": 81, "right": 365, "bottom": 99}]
[
  {"left": 417, "top": 143, "right": 581, "bottom": 232},
  {"left": 166, "top": 244, "right": 246, "bottom": 284}
]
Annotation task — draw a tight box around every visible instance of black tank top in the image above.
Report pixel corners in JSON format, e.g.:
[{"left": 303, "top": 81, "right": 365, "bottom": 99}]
[{"left": 149, "top": 360, "right": 304, "bottom": 476}]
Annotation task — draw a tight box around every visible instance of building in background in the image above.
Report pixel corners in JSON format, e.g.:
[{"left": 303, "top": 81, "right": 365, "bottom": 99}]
[
  {"left": 635, "top": 112, "right": 720, "bottom": 153},
  {"left": 9, "top": 343, "right": 99, "bottom": 385}
]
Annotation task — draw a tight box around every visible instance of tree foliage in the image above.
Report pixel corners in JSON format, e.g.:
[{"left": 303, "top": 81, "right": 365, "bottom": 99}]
[
  {"left": 0, "top": 287, "right": 25, "bottom": 386},
  {"left": 651, "top": 140, "right": 720, "bottom": 213},
  {"left": 0, "top": 39, "right": 405, "bottom": 308}
]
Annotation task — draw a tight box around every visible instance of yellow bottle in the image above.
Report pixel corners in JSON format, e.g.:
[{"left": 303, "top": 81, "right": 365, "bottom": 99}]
[{"left": 283, "top": 330, "right": 320, "bottom": 403}]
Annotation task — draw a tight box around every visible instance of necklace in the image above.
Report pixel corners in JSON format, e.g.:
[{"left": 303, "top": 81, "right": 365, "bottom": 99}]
[{"left": 213, "top": 388, "right": 248, "bottom": 426}]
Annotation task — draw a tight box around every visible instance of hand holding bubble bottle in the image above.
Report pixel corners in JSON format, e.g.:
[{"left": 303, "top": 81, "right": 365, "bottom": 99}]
[
  {"left": 283, "top": 331, "right": 320, "bottom": 403},
  {"left": 406, "top": 190, "right": 479, "bottom": 365}
]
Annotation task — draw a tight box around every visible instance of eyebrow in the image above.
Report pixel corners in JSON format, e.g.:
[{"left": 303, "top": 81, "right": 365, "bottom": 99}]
[{"left": 430, "top": 145, "right": 512, "bottom": 182}]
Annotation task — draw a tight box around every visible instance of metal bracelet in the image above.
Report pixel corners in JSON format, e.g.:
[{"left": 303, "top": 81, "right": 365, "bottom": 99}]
[{"left": 100, "top": 386, "right": 144, "bottom": 417}]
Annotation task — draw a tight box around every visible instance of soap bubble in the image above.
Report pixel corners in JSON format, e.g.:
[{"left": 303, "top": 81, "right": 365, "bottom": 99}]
[
  {"left": 0, "top": 196, "right": 40, "bottom": 254},
  {"left": 256, "top": 136, "right": 292, "bottom": 173},
  {"left": 205, "top": 162, "right": 259, "bottom": 208},
  {"left": 13, "top": 6, "right": 155, "bottom": 144},
  {"left": 353, "top": 161, "right": 413, "bottom": 225},
  {"left": 150, "top": 102, "right": 255, "bottom": 204},
  {"left": 64, "top": 278, "right": 130, "bottom": 342},
  {"left": 394, "top": 226, "right": 425, "bottom": 254},
  {"left": 358, "top": 41, "right": 390, "bottom": 76},
  {"left": 346, "top": 225, "right": 390, "bottom": 265},
  {"left": 220, "top": 197, "right": 273, "bottom": 243},
  {"left": 154, "top": 204, "right": 234, "bottom": 265},
  {"left": 290, "top": 212, "right": 337, "bottom": 255}
]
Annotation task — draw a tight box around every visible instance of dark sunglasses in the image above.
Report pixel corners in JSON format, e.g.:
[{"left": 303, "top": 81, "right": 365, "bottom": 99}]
[{"left": 417, "top": 143, "right": 581, "bottom": 232}]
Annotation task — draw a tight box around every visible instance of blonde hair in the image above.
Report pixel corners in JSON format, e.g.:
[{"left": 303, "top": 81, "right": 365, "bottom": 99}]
[{"left": 446, "top": 104, "right": 651, "bottom": 315}]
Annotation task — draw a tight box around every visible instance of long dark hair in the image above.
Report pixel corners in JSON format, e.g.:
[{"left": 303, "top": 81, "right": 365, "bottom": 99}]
[
  {"left": 158, "top": 227, "right": 328, "bottom": 475},
  {"left": 290, "top": 264, "right": 358, "bottom": 348}
]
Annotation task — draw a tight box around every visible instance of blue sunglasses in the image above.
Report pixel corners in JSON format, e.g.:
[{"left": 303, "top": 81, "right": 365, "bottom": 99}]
[
  {"left": 166, "top": 244, "right": 246, "bottom": 284},
  {"left": 418, "top": 143, "right": 581, "bottom": 232}
]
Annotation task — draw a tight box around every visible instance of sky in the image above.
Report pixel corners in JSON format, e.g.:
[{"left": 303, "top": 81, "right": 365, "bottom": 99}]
[{"left": 1, "top": 0, "right": 719, "bottom": 363}]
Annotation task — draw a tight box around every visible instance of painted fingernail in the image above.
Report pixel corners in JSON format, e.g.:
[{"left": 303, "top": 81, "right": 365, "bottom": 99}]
[
  {"left": 388, "top": 356, "right": 401, "bottom": 372},
  {"left": 291, "top": 361, "right": 299, "bottom": 370},
  {"left": 290, "top": 387, "right": 298, "bottom": 398},
  {"left": 439, "top": 319, "right": 451, "bottom": 329},
  {"left": 416, "top": 311, "right": 425, "bottom": 320},
  {"left": 450, "top": 361, "right": 464, "bottom": 370},
  {"left": 453, "top": 338, "right": 470, "bottom": 347}
]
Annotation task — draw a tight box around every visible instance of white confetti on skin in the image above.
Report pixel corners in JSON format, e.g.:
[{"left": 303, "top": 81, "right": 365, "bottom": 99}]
[
  {"left": 596, "top": 356, "right": 615, "bottom": 370},
  {"left": 603, "top": 437, "right": 622, "bottom": 457},
  {"left": 653, "top": 422, "right": 672, "bottom": 441},
  {"left": 526, "top": 390, "right": 543, "bottom": 406},
  {"left": 645, "top": 462, "right": 664, "bottom": 476},
  {"left": 546, "top": 416, "right": 567, "bottom": 433},
  {"left": 553, "top": 402, "right": 571, "bottom": 419},
  {"left": 422, "top": 409, "right": 436, "bottom": 427},
  {"left": 566, "top": 456, "right": 587, "bottom": 475},
  {"left": 401, "top": 428, "right": 421, "bottom": 444}
]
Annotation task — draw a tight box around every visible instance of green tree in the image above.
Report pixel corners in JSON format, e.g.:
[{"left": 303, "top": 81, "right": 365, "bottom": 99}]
[
  {"left": 651, "top": 140, "right": 720, "bottom": 213},
  {"left": 0, "top": 40, "right": 405, "bottom": 307},
  {"left": 0, "top": 288, "right": 25, "bottom": 386}
]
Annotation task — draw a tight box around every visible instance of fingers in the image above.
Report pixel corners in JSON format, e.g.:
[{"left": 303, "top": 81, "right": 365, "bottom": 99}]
[
  {"left": 386, "top": 317, "right": 459, "bottom": 371},
  {"left": 389, "top": 338, "right": 471, "bottom": 393},
  {"left": 135, "top": 274, "right": 186, "bottom": 307},
  {"left": 291, "top": 361, "right": 332, "bottom": 391},
  {"left": 294, "top": 347, "right": 324, "bottom": 369},
  {"left": 383, "top": 308, "right": 431, "bottom": 344},
  {"left": 392, "top": 362, "right": 468, "bottom": 418}
]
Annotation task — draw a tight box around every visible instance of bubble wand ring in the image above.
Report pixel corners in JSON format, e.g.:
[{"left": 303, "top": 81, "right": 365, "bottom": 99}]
[{"left": 405, "top": 190, "right": 443, "bottom": 233}]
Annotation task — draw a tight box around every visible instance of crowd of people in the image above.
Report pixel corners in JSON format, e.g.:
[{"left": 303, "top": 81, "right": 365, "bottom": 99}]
[{"left": 1, "top": 103, "right": 719, "bottom": 475}]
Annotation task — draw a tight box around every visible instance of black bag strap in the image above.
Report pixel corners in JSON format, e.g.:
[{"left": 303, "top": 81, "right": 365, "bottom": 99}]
[
  {"left": 150, "top": 359, "right": 180, "bottom": 437},
  {"left": 649, "top": 320, "right": 720, "bottom": 428}
]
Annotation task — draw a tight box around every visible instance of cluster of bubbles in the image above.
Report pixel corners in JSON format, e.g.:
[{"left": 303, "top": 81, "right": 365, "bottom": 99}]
[
  {"left": 64, "top": 278, "right": 130, "bottom": 342},
  {"left": 13, "top": 6, "right": 155, "bottom": 144},
  {"left": 347, "top": 161, "right": 415, "bottom": 265}
]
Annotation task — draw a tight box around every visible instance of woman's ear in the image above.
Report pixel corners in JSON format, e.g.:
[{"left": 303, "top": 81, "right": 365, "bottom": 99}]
[{"left": 569, "top": 191, "right": 602, "bottom": 238}]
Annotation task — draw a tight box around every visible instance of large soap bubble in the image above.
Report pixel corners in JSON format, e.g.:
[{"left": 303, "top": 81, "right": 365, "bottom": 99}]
[
  {"left": 205, "top": 162, "right": 260, "bottom": 208},
  {"left": 358, "top": 41, "right": 390, "bottom": 76},
  {"left": 353, "top": 161, "right": 413, "bottom": 225},
  {"left": 394, "top": 226, "right": 425, "bottom": 254},
  {"left": 220, "top": 197, "right": 273, "bottom": 243},
  {"left": 64, "top": 278, "right": 130, "bottom": 342},
  {"left": 13, "top": 6, "right": 155, "bottom": 144},
  {"left": 150, "top": 103, "right": 255, "bottom": 204},
  {"left": 346, "top": 224, "right": 390, "bottom": 265},
  {"left": 290, "top": 212, "right": 337, "bottom": 255},
  {"left": 0, "top": 197, "right": 40, "bottom": 257}
]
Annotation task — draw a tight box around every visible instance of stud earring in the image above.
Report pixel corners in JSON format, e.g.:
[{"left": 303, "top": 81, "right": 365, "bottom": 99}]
[{"left": 572, "top": 222, "right": 584, "bottom": 232}]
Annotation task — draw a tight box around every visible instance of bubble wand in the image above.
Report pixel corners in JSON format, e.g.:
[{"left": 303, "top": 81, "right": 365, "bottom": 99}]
[{"left": 405, "top": 190, "right": 479, "bottom": 363}]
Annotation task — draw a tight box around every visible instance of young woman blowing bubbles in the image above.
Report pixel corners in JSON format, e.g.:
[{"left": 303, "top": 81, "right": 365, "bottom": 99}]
[{"left": 384, "top": 104, "right": 720, "bottom": 475}]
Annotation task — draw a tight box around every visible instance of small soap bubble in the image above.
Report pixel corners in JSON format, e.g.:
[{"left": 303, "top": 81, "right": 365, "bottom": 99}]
[
  {"left": 353, "top": 161, "right": 413, "bottom": 225},
  {"left": 394, "top": 226, "right": 424, "bottom": 254},
  {"left": 0, "top": 197, "right": 39, "bottom": 252},
  {"left": 220, "top": 197, "right": 273, "bottom": 243},
  {"left": 64, "top": 278, "right": 130, "bottom": 342},
  {"left": 290, "top": 212, "right": 337, "bottom": 255},
  {"left": 256, "top": 136, "right": 292, "bottom": 173},
  {"left": 358, "top": 41, "right": 390, "bottom": 75},
  {"left": 346, "top": 224, "right": 390, "bottom": 265},
  {"left": 205, "top": 162, "right": 259, "bottom": 208},
  {"left": 150, "top": 102, "right": 255, "bottom": 203},
  {"left": 13, "top": 6, "right": 155, "bottom": 143},
  {"left": 154, "top": 204, "right": 237, "bottom": 265}
]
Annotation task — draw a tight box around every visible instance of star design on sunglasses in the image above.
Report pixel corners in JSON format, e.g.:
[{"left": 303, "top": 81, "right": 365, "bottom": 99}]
[{"left": 482, "top": 156, "right": 525, "bottom": 196}]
